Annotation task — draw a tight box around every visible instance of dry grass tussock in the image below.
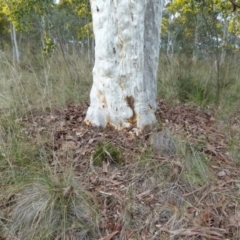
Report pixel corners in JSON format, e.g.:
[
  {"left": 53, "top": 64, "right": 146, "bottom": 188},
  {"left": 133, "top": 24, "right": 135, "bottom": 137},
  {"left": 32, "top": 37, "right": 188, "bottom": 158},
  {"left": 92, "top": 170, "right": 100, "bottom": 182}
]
[
  {"left": 0, "top": 49, "right": 92, "bottom": 113},
  {"left": 1, "top": 50, "right": 240, "bottom": 239},
  {"left": 3, "top": 171, "right": 99, "bottom": 240}
]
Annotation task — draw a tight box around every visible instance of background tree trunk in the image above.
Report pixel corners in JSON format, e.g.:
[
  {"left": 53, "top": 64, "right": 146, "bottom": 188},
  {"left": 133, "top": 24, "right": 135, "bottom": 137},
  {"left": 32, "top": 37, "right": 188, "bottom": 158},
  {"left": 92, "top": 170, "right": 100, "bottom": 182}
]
[
  {"left": 192, "top": 21, "right": 199, "bottom": 64},
  {"left": 10, "top": 23, "right": 20, "bottom": 63},
  {"left": 85, "top": 0, "right": 163, "bottom": 129},
  {"left": 220, "top": 19, "right": 229, "bottom": 65}
]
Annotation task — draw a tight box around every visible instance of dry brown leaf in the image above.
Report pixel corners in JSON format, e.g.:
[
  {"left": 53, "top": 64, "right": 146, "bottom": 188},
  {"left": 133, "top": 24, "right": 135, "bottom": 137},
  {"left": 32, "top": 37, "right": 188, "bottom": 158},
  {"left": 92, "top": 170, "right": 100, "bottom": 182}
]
[
  {"left": 206, "top": 143, "right": 218, "bottom": 155},
  {"left": 161, "top": 227, "right": 226, "bottom": 240},
  {"left": 229, "top": 214, "right": 240, "bottom": 227},
  {"left": 63, "top": 186, "right": 73, "bottom": 198},
  {"left": 102, "top": 161, "right": 109, "bottom": 173},
  {"left": 98, "top": 231, "right": 119, "bottom": 240}
]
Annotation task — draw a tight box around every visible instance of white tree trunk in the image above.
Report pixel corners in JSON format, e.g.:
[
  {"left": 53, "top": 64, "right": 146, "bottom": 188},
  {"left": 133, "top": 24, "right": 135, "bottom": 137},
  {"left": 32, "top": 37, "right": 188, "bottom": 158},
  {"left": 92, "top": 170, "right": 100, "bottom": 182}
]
[
  {"left": 10, "top": 23, "right": 20, "bottom": 63},
  {"left": 220, "top": 19, "right": 228, "bottom": 66},
  {"left": 40, "top": 16, "right": 46, "bottom": 50},
  {"left": 85, "top": 0, "right": 163, "bottom": 129},
  {"left": 192, "top": 22, "right": 199, "bottom": 64}
]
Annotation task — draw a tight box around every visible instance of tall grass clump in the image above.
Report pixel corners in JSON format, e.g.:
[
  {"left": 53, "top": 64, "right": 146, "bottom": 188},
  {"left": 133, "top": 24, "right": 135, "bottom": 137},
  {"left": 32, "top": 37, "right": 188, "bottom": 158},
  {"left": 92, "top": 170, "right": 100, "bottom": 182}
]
[
  {"left": 0, "top": 47, "right": 92, "bottom": 187},
  {"left": 180, "top": 143, "right": 212, "bottom": 188},
  {"left": 92, "top": 141, "right": 122, "bottom": 167},
  {"left": 3, "top": 169, "right": 99, "bottom": 240},
  {"left": 158, "top": 53, "right": 240, "bottom": 110},
  {"left": 0, "top": 47, "right": 95, "bottom": 239},
  {"left": 0, "top": 47, "right": 92, "bottom": 115},
  {"left": 0, "top": 112, "right": 42, "bottom": 188}
]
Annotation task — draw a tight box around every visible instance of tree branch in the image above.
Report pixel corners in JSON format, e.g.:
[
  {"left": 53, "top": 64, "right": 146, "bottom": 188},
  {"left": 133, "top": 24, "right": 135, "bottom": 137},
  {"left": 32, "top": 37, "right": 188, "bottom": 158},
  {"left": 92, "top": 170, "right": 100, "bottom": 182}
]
[{"left": 229, "top": 0, "right": 240, "bottom": 12}]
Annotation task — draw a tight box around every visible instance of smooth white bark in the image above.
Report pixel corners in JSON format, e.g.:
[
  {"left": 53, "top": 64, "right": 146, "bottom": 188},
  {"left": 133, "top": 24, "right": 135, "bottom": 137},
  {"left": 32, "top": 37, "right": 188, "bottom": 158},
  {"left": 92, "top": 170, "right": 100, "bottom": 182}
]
[
  {"left": 220, "top": 19, "right": 228, "bottom": 65},
  {"left": 40, "top": 16, "right": 46, "bottom": 50},
  {"left": 10, "top": 23, "right": 20, "bottom": 63},
  {"left": 85, "top": 0, "right": 163, "bottom": 129}
]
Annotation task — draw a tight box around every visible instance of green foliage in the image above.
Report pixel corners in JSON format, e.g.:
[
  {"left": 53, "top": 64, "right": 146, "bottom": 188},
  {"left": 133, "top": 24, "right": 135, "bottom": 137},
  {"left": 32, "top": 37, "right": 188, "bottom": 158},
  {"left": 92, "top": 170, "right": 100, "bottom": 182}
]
[
  {"left": 77, "top": 22, "right": 93, "bottom": 40},
  {"left": 0, "top": 0, "right": 54, "bottom": 31},
  {"left": 92, "top": 142, "right": 122, "bottom": 167},
  {"left": 182, "top": 144, "right": 212, "bottom": 187},
  {"left": 43, "top": 35, "right": 56, "bottom": 55},
  {"left": 158, "top": 53, "right": 240, "bottom": 107},
  {"left": 162, "top": 0, "right": 240, "bottom": 57},
  {"left": 176, "top": 72, "right": 213, "bottom": 104},
  {"left": 0, "top": 0, "right": 93, "bottom": 52},
  {"left": 59, "top": 0, "right": 92, "bottom": 40}
]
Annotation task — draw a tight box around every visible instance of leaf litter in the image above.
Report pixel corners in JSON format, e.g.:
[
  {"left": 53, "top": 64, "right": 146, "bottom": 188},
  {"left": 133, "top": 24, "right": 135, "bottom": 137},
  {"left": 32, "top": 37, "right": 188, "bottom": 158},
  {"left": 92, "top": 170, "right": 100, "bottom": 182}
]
[{"left": 2, "top": 100, "right": 240, "bottom": 239}]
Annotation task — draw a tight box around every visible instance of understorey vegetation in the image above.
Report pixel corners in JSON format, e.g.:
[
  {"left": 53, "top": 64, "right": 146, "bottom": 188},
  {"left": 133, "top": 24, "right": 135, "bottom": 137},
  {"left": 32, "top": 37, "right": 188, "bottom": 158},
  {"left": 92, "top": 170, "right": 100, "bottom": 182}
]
[
  {"left": 1, "top": 0, "right": 240, "bottom": 239},
  {"left": 0, "top": 48, "right": 240, "bottom": 239}
]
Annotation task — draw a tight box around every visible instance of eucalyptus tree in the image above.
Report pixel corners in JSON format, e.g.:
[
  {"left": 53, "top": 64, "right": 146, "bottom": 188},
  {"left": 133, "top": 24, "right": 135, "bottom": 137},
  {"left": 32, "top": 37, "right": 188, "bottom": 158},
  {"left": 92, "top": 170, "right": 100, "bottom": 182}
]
[
  {"left": 58, "top": 0, "right": 92, "bottom": 58},
  {"left": 166, "top": 0, "right": 239, "bottom": 59},
  {"left": 85, "top": 1, "right": 163, "bottom": 129},
  {"left": 166, "top": 0, "right": 221, "bottom": 59},
  {"left": 0, "top": 0, "right": 56, "bottom": 59}
]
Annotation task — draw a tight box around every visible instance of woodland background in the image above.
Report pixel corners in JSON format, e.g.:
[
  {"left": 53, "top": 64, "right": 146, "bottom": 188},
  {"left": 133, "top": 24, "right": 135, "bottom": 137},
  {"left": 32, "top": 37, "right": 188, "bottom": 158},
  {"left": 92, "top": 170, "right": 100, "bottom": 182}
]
[{"left": 1, "top": 1, "right": 240, "bottom": 239}]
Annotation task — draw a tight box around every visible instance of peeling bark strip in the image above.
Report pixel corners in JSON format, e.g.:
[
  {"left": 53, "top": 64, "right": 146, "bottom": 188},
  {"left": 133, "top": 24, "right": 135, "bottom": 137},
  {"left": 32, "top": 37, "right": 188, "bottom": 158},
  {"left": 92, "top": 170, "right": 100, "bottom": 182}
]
[{"left": 85, "top": 0, "right": 163, "bottom": 129}]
